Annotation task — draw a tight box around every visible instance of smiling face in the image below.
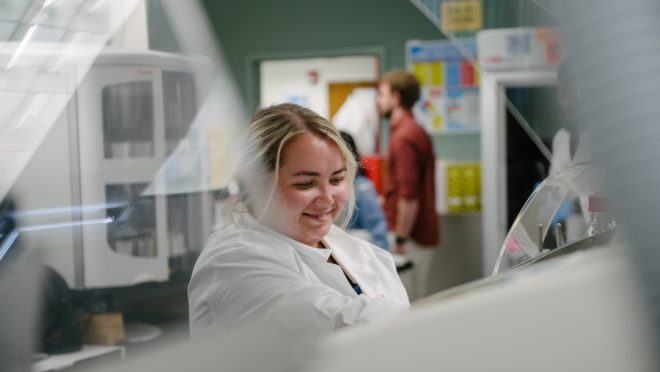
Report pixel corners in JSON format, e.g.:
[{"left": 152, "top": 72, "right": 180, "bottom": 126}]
[{"left": 262, "top": 132, "right": 349, "bottom": 247}]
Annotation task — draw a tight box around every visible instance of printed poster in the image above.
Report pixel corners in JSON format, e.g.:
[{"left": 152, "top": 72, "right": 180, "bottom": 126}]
[{"left": 406, "top": 39, "right": 479, "bottom": 133}]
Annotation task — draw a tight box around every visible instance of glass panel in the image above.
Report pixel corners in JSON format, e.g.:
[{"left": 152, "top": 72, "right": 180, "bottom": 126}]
[
  {"left": 0, "top": 20, "right": 19, "bottom": 40},
  {"left": 101, "top": 81, "right": 155, "bottom": 158},
  {"left": 505, "top": 86, "right": 560, "bottom": 227},
  {"left": 10, "top": 23, "right": 65, "bottom": 42},
  {"left": 70, "top": 0, "right": 135, "bottom": 34},
  {"left": 0, "top": 151, "right": 32, "bottom": 206},
  {"left": 162, "top": 70, "right": 196, "bottom": 156},
  {"left": 50, "top": 30, "right": 109, "bottom": 72},
  {"left": 166, "top": 193, "right": 204, "bottom": 274},
  {"left": 0, "top": 0, "right": 655, "bottom": 369},
  {"left": 0, "top": 93, "right": 69, "bottom": 152},
  {"left": 0, "top": 0, "right": 247, "bottom": 365},
  {"left": 494, "top": 163, "right": 607, "bottom": 274},
  {"left": 105, "top": 183, "right": 157, "bottom": 257},
  {"left": 22, "top": 0, "right": 85, "bottom": 28},
  {"left": 408, "top": 0, "right": 569, "bottom": 273},
  {"left": 161, "top": 71, "right": 204, "bottom": 273},
  {"left": 0, "top": 0, "right": 31, "bottom": 22}
]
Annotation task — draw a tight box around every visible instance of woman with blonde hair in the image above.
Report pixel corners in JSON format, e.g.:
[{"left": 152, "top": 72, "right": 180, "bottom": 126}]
[{"left": 188, "top": 103, "right": 408, "bottom": 338}]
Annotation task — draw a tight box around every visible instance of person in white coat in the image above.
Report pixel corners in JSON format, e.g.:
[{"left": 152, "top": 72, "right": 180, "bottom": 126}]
[
  {"left": 548, "top": 59, "right": 595, "bottom": 243},
  {"left": 188, "top": 103, "right": 409, "bottom": 339}
]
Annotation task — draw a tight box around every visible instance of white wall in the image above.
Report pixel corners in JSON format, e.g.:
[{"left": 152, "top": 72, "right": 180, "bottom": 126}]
[{"left": 260, "top": 55, "right": 379, "bottom": 119}]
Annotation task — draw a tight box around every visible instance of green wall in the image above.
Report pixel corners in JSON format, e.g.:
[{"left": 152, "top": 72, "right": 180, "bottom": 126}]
[
  {"left": 198, "top": 0, "right": 548, "bottom": 161},
  {"left": 202, "top": 0, "right": 440, "bottom": 106}
]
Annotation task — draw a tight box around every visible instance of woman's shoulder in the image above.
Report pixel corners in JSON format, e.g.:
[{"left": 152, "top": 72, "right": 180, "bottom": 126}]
[{"left": 195, "top": 222, "right": 295, "bottom": 270}]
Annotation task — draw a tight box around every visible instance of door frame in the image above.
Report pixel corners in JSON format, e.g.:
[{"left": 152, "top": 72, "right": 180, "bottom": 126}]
[
  {"left": 480, "top": 68, "right": 557, "bottom": 276},
  {"left": 245, "top": 45, "right": 387, "bottom": 109}
]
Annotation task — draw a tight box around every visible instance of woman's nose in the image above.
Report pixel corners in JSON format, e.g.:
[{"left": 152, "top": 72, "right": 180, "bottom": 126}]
[{"left": 314, "top": 184, "right": 333, "bottom": 205}]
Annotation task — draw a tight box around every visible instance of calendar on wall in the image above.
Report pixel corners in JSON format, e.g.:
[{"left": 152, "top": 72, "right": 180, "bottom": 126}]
[{"left": 406, "top": 39, "right": 480, "bottom": 134}]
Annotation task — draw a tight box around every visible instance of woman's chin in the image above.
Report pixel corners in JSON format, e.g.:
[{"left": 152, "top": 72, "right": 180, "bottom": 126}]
[{"left": 299, "top": 225, "right": 333, "bottom": 247}]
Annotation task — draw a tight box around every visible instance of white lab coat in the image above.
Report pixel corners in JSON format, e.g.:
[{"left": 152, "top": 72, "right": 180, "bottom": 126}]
[
  {"left": 188, "top": 212, "right": 409, "bottom": 339},
  {"left": 548, "top": 127, "right": 594, "bottom": 176},
  {"left": 548, "top": 128, "right": 595, "bottom": 241}
]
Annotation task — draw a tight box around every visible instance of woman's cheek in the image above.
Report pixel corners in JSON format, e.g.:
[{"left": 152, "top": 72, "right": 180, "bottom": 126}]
[
  {"left": 280, "top": 187, "right": 312, "bottom": 208},
  {"left": 334, "top": 183, "right": 350, "bottom": 206}
]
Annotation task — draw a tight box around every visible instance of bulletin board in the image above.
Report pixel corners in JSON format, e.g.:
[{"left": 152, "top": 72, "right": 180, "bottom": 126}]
[{"left": 406, "top": 39, "right": 480, "bottom": 133}]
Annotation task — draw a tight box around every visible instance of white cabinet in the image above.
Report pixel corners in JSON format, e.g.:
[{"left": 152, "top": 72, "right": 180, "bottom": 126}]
[{"left": 12, "top": 49, "right": 212, "bottom": 289}]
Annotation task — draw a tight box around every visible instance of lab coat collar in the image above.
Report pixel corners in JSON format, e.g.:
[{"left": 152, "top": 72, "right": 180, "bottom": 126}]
[
  {"left": 323, "top": 226, "right": 379, "bottom": 297},
  {"left": 236, "top": 211, "right": 333, "bottom": 262},
  {"left": 235, "top": 211, "right": 378, "bottom": 295},
  {"left": 323, "top": 226, "right": 373, "bottom": 268}
]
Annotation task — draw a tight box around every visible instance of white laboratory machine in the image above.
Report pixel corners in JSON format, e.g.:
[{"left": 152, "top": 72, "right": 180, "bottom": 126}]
[{"left": 5, "top": 46, "right": 214, "bottom": 291}]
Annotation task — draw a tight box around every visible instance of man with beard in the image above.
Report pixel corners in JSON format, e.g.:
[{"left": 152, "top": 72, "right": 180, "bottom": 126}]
[{"left": 377, "top": 69, "right": 440, "bottom": 300}]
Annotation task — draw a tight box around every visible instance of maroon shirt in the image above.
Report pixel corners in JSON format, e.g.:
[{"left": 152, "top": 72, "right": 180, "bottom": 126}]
[{"left": 384, "top": 112, "right": 440, "bottom": 246}]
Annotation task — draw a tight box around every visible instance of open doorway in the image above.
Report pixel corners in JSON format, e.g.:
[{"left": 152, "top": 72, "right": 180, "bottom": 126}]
[
  {"left": 259, "top": 55, "right": 379, "bottom": 118},
  {"left": 259, "top": 55, "right": 381, "bottom": 155}
]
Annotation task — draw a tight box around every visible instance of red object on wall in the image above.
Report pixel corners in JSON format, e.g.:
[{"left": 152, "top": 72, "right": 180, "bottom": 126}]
[
  {"left": 460, "top": 60, "right": 476, "bottom": 87},
  {"left": 361, "top": 155, "right": 384, "bottom": 194},
  {"left": 307, "top": 70, "right": 319, "bottom": 85}
]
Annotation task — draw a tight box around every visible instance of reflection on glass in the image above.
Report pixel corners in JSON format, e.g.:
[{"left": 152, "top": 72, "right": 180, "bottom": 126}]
[
  {"left": 0, "top": 152, "right": 31, "bottom": 207},
  {"left": 102, "top": 80, "right": 154, "bottom": 158},
  {"left": 167, "top": 192, "right": 204, "bottom": 273},
  {"left": 48, "top": 30, "right": 109, "bottom": 75},
  {"left": 10, "top": 23, "right": 65, "bottom": 42},
  {"left": 506, "top": 86, "right": 560, "bottom": 227},
  {"left": 70, "top": 0, "right": 139, "bottom": 34},
  {"left": 105, "top": 183, "right": 156, "bottom": 257},
  {"left": 0, "top": 0, "right": 31, "bottom": 23},
  {"left": 163, "top": 70, "right": 196, "bottom": 156},
  {"left": 0, "top": 0, "right": 247, "bottom": 368},
  {"left": 0, "top": 20, "right": 19, "bottom": 40},
  {"left": 0, "top": 93, "right": 69, "bottom": 152},
  {"left": 0, "top": 91, "right": 26, "bottom": 128},
  {"left": 494, "top": 163, "right": 607, "bottom": 274},
  {"left": 22, "top": 0, "right": 85, "bottom": 28}
]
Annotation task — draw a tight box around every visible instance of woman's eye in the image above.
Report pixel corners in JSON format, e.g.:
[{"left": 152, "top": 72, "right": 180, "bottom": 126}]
[
  {"left": 330, "top": 177, "right": 345, "bottom": 185},
  {"left": 294, "top": 182, "right": 313, "bottom": 189}
]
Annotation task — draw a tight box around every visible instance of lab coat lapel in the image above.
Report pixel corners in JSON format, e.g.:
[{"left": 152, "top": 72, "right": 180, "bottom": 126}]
[
  {"left": 239, "top": 213, "right": 379, "bottom": 297},
  {"left": 250, "top": 222, "right": 358, "bottom": 297},
  {"left": 324, "top": 227, "right": 379, "bottom": 297},
  {"left": 305, "top": 259, "right": 360, "bottom": 297}
]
